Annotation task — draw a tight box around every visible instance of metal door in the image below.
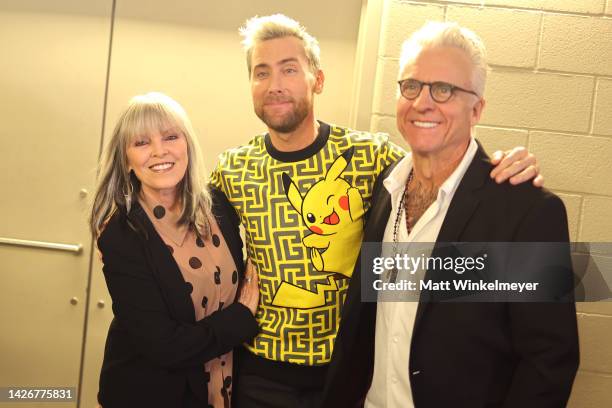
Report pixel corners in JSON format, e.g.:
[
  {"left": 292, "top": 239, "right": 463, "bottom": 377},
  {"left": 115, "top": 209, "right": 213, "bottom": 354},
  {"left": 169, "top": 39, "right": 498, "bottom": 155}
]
[{"left": 0, "top": 1, "right": 112, "bottom": 406}]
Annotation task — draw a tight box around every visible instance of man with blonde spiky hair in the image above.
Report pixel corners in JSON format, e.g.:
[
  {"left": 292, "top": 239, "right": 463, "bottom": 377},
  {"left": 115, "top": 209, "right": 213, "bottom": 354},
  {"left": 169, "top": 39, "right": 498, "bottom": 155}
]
[{"left": 210, "top": 15, "right": 543, "bottom": 407}]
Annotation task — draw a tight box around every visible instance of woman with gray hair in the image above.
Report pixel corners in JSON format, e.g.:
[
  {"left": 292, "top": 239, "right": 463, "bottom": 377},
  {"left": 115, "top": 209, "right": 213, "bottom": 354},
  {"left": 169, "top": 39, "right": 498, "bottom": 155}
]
[{"left": 90, "top": 92, "right": 259, "bottom": 408}]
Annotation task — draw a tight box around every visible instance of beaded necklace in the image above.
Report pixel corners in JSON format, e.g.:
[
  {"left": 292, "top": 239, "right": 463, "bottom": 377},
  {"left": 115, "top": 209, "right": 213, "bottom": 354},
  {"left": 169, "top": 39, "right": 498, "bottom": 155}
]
[{"left": 387, "top": 169, "right": 414, "bottom": 283}]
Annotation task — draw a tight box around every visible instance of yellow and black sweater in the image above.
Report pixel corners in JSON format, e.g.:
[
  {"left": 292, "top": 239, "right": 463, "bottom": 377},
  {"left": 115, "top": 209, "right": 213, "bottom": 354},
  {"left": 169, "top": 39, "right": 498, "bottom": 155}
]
[{"left": 210, "top": 122, "right": 404, "bottom": 387}]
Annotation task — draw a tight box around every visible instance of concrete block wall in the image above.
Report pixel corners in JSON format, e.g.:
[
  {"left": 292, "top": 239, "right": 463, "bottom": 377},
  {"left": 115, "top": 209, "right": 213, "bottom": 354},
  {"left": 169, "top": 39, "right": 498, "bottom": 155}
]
[{"left": 369, "top": 1, "right": 612, "bottom": 406}]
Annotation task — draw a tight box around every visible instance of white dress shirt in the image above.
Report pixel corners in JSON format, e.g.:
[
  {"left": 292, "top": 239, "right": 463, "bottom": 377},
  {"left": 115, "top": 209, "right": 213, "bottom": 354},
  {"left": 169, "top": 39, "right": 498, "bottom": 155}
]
[{"left": 365, "top": 138, "right": 478, "bottom": 408}]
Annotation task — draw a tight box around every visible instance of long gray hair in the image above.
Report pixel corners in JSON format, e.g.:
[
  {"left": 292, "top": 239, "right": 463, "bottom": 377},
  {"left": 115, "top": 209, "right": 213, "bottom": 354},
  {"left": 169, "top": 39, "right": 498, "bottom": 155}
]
[{"left": 90, "top": 92, "right": 212, "bottom": 238}]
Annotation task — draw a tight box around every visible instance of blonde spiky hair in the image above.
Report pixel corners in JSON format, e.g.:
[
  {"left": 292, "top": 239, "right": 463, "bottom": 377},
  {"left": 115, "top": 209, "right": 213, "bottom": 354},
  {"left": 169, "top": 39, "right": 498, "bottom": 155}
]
[{"left": 239, "top": 14, "right": 321, "bottom": 76}]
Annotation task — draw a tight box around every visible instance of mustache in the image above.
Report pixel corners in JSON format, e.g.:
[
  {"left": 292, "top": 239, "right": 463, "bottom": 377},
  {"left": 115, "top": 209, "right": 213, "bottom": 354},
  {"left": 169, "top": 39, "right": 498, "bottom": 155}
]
[{"left": 263, "top": 95, "right": 294, "bottom": 104}]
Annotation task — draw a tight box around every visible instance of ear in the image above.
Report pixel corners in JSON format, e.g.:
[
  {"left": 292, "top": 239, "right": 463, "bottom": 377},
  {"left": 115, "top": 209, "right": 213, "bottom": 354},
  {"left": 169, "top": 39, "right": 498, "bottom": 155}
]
[
  {"left": 470, "top": 97, "right": 486, "bottom": 127},
  {"left": 325, "top": 147, "right": 353, "bottom": 181},
  {"left": 313, "top": 69, "right": 325, "bottom": 94},
  {"left": 282, "top": 172, "right": 304, "bottom": 214}
]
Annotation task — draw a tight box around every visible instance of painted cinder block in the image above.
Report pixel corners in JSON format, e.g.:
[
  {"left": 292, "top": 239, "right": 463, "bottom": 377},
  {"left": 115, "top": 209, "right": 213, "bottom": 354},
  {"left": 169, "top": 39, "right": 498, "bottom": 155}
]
[
  {"left": 474, "top": 126, "right": 528, "bottom": 153},
  {"left": 482, "top": 71, "right": 593, "bottom": 133},
  {"left": 572, "top": 252, "right": 612, "bottom": 302},
  {"left": 446, "top": 6, "right": 540, "bottom": 68},
  {"left": 581, "top": 196, "right": 612, "bottom": 241},
  {"left": 379, "top": 1, "right": 445, "bottom": 58},
  {"left": 483, "top": 0, "right": 542, "bottom": 9},
  {"left": 540, "top": 14, "right": 612, "bottom": 76},
  {"left": 442, "top": 0, "right": 483, "bottom": 5},
  {"left": 556, "top": 193, "right": 582, "bottom": 242},
  {"left": 529, "top": 132, "right": 612, "bottom": 196},
  {"left": 372, "top": 57, "right": 400, "bottom": 116},
  {"left": 370, "top": 114, "right": 406, "bottom": 148},
  {"left": 593, "top": 79, "right": 612, "bottom": 137},
  {"left": 577, "top": 302, "right": 612, "bottom": 316},
  {"left": 484, "top": 0, "right": 604, "bottom": 13},
  {"left": 540, "top": 0, "right": 606, "bottom": 14},
  {"left": 568, "top": 370, "right": 612, "bottom": 407},
  {"left": 576, "top": 313, "right": 612, "bottom": 373}
]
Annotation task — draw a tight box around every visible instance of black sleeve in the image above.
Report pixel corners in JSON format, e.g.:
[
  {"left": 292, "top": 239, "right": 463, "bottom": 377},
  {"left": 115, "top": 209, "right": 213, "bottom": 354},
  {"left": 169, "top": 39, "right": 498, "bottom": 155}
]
[
  {"left": 503, "top": 193, "right": 579, "bottom": 407},
  {"left": 98, "top": 228, "right": 259, "bottom": 370},
  {"left": 210, "top": 187, "right": 240, "bottom": 225},
  {"left": 210, "top": 186, "right": 245, "bottom": 277},
  {"left": 364, "top": 160, "right": 398, "bottom": 224}
]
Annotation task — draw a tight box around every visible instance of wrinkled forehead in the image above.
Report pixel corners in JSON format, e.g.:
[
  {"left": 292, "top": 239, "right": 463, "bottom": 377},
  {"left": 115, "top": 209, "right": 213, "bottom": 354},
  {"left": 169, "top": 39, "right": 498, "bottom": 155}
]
[{"left": 401, "top": 46, "right": 474, "bottom": 88}]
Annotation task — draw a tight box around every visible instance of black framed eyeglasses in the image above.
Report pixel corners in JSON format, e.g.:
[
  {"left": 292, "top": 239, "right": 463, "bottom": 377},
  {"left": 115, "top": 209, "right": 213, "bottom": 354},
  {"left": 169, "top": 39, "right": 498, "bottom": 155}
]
[{"left": 398, "top": 78, "right": 479, "bottom": 103}]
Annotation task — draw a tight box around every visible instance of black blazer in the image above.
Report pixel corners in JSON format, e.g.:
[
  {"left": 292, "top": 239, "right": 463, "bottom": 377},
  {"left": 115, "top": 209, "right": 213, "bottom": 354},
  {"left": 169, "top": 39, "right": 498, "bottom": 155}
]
[
  {"left": 97, "top": 189, "right": 258, "bottom": 408},
  {"left": 323, "top": 143, "right": 579, "bottom": 408}
]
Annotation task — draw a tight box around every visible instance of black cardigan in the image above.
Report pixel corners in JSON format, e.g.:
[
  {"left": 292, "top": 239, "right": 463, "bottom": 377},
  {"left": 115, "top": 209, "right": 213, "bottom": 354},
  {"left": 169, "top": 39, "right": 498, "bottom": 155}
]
[{"left": 97, "top": 189, "right": 258, "bottom": 408}]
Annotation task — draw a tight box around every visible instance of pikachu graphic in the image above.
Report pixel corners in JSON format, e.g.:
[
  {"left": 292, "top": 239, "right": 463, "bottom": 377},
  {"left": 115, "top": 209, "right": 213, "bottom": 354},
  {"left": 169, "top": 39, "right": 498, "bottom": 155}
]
[{"left": 273, "top": 147, "right": 365, "bottom": 308}]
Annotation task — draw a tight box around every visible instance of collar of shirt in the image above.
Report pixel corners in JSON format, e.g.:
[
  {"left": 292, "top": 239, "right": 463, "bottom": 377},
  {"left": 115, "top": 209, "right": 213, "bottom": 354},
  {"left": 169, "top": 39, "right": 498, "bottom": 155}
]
[
  {"left": 138, "top": 191, "right": 189, "bottom": 247},
  {"left": 384, "top": 138, "right": 478, "bottom": 200},
  {"left": 382, "top": 138, "right": 479, "bottom": 240}
]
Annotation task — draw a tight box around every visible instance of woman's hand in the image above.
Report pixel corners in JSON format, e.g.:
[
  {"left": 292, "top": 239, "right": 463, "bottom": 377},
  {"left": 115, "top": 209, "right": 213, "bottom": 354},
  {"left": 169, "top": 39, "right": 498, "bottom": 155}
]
[{"left": 238, "top": 260, "right": 260, "bottom": 316}]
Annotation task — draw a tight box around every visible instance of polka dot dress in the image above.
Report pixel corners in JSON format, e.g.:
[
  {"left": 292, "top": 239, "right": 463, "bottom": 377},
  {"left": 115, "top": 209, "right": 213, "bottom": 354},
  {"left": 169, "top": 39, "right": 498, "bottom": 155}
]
[{"left": 141, "top": 197, "right": 238, "bottom": 408}]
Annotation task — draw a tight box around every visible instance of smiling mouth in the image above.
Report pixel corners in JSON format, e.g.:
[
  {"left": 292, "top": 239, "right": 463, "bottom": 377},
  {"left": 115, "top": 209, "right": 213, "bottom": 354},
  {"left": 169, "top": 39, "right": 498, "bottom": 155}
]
[
  {"left": 412, "top": 120, "right": 440, "bottom": 129},
  {"left": 149, "top": 162, "right": 174, "bottom": 172},
  {"left": 264, "top": 96, "right": 293, "bottom": 105},
  {"left": 265, "top": 101, "right": 292, "bottom": 109},
  {"left": 323, "top": 210, "right": 340, "bottom": 225}
]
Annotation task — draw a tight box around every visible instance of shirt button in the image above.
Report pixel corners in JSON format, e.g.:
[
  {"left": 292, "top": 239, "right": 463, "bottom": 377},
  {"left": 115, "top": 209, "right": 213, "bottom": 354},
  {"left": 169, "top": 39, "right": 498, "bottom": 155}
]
[{"left": 393, "top": 336, "right": 398, "bottom": 343}]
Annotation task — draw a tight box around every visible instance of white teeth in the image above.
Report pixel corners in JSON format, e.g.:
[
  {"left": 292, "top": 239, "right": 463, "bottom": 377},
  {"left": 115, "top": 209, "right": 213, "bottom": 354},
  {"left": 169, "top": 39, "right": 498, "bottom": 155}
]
[
  {"left": 413, "top": 121, "right": 439, "bottom": 129},
  {"left": 150, "top": 163, "right": 173, "bottom": 171}
]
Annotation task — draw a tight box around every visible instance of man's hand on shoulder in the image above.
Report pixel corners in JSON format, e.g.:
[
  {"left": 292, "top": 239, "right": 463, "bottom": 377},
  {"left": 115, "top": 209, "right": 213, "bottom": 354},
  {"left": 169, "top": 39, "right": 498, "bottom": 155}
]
[{"left": 490, "top": 146, "right": 544, "bottom": 187}]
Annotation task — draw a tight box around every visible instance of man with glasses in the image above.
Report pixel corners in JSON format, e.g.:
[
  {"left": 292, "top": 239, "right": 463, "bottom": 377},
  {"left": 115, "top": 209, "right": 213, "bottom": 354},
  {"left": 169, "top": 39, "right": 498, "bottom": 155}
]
[
  {"left": 323, "top": 22, "right": 578, "bottom": 408},
  {"left": 399, "top": 78, "right": 480, "bottom": 103}
]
